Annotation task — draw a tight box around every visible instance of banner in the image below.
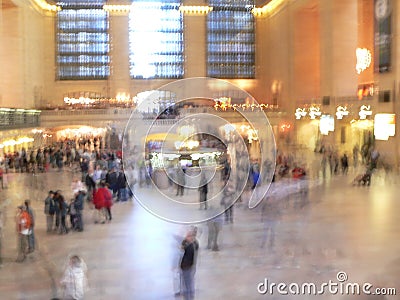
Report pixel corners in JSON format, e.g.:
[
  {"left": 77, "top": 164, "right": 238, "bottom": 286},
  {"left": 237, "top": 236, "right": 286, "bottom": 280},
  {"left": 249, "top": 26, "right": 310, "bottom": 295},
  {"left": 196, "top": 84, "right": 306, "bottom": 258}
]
[{"left": 374, "top": 0, "right": 392, "bottom": 73}]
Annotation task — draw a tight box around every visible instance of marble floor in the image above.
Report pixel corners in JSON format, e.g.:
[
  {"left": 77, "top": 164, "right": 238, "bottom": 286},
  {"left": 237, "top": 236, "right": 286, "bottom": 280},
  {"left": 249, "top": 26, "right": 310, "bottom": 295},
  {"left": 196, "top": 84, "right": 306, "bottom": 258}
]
[{"left": 0, "top": 166, "right": 399, "bottom": 300}]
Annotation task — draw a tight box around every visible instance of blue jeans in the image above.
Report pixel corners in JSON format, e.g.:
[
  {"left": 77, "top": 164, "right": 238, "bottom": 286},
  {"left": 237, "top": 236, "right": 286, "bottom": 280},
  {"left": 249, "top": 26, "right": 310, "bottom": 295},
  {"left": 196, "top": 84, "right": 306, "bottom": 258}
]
[
  {"left": 181, "top": 268, "right": 195, "bottom": 300},
  {"left": 28, "top": 229, "right": 35, "bottom": 251},
  {"left": 118, "top": 188, "right": 127, "bottom": 201}
]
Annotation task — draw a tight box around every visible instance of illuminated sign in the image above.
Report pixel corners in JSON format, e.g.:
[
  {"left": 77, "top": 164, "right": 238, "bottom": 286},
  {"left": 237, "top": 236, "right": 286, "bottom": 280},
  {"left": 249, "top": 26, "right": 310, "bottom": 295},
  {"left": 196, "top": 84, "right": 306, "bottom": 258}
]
[{"left": 374, "top": 113, "right": 395, "bottom": 140}]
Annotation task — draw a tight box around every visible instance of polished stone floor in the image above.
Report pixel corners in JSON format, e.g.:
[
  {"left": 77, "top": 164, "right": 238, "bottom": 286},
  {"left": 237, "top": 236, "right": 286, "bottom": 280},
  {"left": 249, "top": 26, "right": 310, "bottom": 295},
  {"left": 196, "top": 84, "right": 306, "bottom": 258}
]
[{"left": 0, "top": 164, "right": 399, "bottom": 300}]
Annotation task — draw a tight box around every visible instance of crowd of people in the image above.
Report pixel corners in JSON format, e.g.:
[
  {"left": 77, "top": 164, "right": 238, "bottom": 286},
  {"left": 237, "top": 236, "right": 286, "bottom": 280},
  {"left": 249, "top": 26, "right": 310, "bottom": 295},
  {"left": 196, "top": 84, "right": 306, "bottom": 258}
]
[{"left": 1, "top": 135, "right": 389, "bottom": 299}]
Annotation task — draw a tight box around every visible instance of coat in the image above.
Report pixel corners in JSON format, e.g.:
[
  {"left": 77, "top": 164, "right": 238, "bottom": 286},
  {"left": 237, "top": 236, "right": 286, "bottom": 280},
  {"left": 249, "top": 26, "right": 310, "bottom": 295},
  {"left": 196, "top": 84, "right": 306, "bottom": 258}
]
[{"left": 93, "top": 187, "right": 112, "bottom": 209}]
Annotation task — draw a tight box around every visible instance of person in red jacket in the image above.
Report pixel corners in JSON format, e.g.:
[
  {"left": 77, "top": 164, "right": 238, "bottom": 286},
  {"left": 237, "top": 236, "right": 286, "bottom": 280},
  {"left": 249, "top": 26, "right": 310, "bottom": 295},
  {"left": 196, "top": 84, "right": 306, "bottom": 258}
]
[
  {"left": 15, "top": 205, "right": 31, "bottom": 262},
  {"left": 103, "top": 182, "right": 113, "bottom": 221},
  {"left": 93, "top": 181, "right": 112, "bottom": 223}
]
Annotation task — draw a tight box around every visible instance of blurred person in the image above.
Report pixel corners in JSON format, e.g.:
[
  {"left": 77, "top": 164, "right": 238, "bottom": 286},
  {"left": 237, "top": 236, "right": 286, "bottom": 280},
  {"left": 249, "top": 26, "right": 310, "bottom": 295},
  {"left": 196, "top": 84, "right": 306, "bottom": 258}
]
[
  {"left": 0, "top": 166, "right": 3, "bottom": 189},
  {"left": 80, "top": 158, "right": 89, "bottom": 181},
  {"left": 74, "top": 189, "right": 85, "bottom": 231},
  {"left": 24, "top": 200, "right": 35, "bottom": 252},
  {"left": 353, "top": 144, "right": 359, "bottom": 168},
  {"left": 176, "top": 168, "right": 185, "bottom": 196},
  {"left": 54, "top": 191, "right": 62, "bottom": 232},
  {"left": 0, "top": 201, "right": 5, "bottom": 266},
  {"left": 68, "top": 198, "right": 77, "bottom": 231},
  {"left": 125, "top": 166, "right": 137, "bottom": 199},
  {"left": 58, "top": 193, "right": 69, "bottom": 235},
  {"left": 222, "top": 158, "right": 230, "bottom": 181},
  {"left": 116, "top": 168, "right": 127, "bottom": 202},
  {"left": 60, "top": 255, "right": 89, "bottom": 300},
  {"left": 84, "top": 172, "right": 96, "bottom": 203},
  {"left": 207, "top": 214, "right": 223, "bottom": 251},
  {"left": 44, "top": 190, "right": 56, "bottom": 233},
  {"left": 341, "top": 153, "right": 349, "bottom": 175},
  {"left": 370, "top": 148, "right": 380, "bottom": 169},
  {"left": 71, "top": 177, "right": 85, "bottom": 196},
  {"left": 92, "top": 164, "right": 102, "bottom": 186},
  {"left": 93, "top": 181, "right": 111, "bottom": 223},
  {"left": 171, "top": 227, "right": 186, "bottom": 297},
  {"left": 15, "top": 205, "right": 31, "bottom": 262},
  {"left": 55, "top": 148, "right": 64, "bottom": 171},
  {"left": 221, "top": 182, "right": 235, "bottom": 224},
  {"left": 180, "top": 227, "right": 199, "bottom": 300},
  {"left": 198, "top": 174, "right": 208, "bottom": 210},
  {"left": 321, "top": 154, "right": 328, "bottom": 178},
  {"left": 44, "top": 149, "right": 50, "bottom": 172},
  {"left": 105, "top": 167, "right": 118, "bottom": 199},
  {"left": 251, "top": 161, "right": 260, "bottom": 189},
  {"left": 260, "top": 196, "right": 281, "bottom": 250},
  {"left": 103, "top": 182, "right": 113, "bottom": 221},
  {"left": 145, "top": 160, "right": 153, "bottom": 188}
]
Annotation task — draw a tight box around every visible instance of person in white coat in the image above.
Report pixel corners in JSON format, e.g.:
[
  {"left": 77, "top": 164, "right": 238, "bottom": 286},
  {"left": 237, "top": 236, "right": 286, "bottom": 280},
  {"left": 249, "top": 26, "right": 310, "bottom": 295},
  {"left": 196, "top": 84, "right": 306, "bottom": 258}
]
[{"left": 60, "top": 255, "right": 89, "bottom": 300}]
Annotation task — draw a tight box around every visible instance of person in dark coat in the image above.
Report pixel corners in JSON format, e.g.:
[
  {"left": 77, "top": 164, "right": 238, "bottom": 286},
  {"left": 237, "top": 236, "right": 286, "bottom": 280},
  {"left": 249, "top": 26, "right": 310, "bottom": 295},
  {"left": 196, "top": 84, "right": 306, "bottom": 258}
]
[
  {"left": 116, "top": 169, "right": 127, "bottom": 202},
  {"left": 198, "top": 174, "right": 208, "bottom": 210},
  {"left": 180, "top": 227, "right": 199, "bottom": 300},
  {"left": 106, "top": 167, "right": 118, "bottom": 199},
  {"left": 74, "top": 190, "right": 85, "bottom": 231}
]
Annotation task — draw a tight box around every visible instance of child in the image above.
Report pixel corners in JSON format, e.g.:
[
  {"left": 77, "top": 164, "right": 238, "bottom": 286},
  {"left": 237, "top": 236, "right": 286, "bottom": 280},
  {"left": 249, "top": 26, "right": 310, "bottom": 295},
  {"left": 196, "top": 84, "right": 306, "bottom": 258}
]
[{"left": 60, "top": 255, "right": 88, "bottom": 300}]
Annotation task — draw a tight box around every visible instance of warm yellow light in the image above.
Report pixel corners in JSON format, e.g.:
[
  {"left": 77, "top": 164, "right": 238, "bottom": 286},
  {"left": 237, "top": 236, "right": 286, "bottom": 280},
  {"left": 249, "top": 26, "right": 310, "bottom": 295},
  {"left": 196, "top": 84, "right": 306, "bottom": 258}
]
[
  {"left": 252, "top": 0, "right": 286, "bottom": 17},
  {"left": 103, "top": 5, "right": 131, "bottom": 15},
  {"left": 1, "top": 136, "right": 34, "bottom": 148},
  {"left": 319, "top": 115, "right": 334, "bottom": 135},
  {"left": 32, "top": 128, "right": 43, "bottom": 134},
  {"left": 356, "top": 48, "right": 372, "bottom": 74},
  {"left": 374, "top": 114, "right": 395, "bottom": 140},
  {"left": 350, "top": 119, "right": 374, "bottom": 130},
  {"left": 32, "top": 0, "right": 60, "bottom": 12},
  {"left": 174, "top": 140, "right": 199, "bottom": 150},
  {"left": 179, "top": 5, "right": 213, "bottom": 15}
]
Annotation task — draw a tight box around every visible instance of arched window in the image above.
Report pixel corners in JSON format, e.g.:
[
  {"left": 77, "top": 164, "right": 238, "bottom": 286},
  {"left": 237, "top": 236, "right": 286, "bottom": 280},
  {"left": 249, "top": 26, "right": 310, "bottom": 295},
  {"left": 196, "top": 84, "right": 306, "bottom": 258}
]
[
  {"left": 207, "top": 0, "right": 255, "bottom": 79},
  {"left": 128, "top": 0, "right": 184, "bottom": 79},
  {"left": 56, "top": 0, "right": 110, "bottom": 80}
]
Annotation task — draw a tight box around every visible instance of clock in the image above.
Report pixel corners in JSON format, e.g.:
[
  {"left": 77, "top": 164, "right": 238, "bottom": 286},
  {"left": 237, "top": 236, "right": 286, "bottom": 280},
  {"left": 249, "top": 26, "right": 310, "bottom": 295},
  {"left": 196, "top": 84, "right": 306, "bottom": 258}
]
[{"left": 375, "top": 0, "right": 390, "bottom": 20}]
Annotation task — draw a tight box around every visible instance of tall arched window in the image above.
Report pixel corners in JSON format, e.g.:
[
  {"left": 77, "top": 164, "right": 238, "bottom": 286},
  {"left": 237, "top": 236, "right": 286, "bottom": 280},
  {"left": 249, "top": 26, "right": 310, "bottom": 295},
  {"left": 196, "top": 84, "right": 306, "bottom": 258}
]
[
  {"left": 207, "top": 0, "right": 255, "bottom": 79},
  {"left": 128, "top": 0, "right": 183, "bottom": 79},
  {"left": 56, "top": 0, "right": 110, "bottom": 80}
]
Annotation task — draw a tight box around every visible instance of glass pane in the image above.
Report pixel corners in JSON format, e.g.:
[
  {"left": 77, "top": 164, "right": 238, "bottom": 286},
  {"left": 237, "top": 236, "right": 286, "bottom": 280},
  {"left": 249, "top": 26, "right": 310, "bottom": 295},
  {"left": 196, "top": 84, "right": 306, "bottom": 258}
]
[
  {"left": 129, "top": 1, "right": 183, "bottom": 79},
  {"left": 56, "top": 1, "right": 110, "bottom": 80},
  {"left": 207, "top": 0, "right": 255, "bottom": 79}
]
